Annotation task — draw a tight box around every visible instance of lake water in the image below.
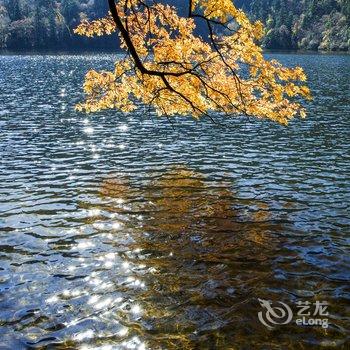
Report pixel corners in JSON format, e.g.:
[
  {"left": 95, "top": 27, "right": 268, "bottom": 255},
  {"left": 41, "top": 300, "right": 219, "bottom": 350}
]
[{"left": 0, "top": 53, "right": 349, "bottom": 349}]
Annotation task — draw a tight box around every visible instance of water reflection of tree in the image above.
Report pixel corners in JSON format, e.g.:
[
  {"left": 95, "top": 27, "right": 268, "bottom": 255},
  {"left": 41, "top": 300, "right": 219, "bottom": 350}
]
[
  {"left": 98, "top": 166, "right": 282, "bottom": 349},
  {"left": 100, "top": 166, "right": 274, "bottom": 246}
]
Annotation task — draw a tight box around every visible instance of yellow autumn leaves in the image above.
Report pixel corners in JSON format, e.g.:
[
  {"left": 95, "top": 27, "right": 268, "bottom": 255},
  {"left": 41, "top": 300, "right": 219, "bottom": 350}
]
[{"left": 74, "top": 0, "right": 311, "bottom": 124}]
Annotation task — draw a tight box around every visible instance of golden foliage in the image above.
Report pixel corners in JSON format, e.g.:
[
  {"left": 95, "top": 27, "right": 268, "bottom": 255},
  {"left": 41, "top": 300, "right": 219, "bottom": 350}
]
[{"left": 74, "top": 0, "right": 311, "bottom": 124}]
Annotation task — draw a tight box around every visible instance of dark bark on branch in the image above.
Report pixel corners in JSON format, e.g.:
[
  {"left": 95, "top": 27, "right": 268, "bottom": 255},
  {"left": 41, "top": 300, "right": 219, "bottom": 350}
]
[
  {"left": 108, "top": 0, "right": 191, "bottom": 78},
  {"left": 106, "top": 0, "right": 245, "bottom": 121}
]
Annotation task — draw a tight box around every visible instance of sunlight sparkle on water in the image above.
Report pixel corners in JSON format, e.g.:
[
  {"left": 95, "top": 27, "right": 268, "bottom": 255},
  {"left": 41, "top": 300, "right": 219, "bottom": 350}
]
[
  {"left": 89, "top": 277, "right": 102, "bottom": 286},
  {"left": 122, "top": 261, "right": 130, "bottom": 269},
  {"left": 46, "top": 295, "right": 59, "bottom": 304},
  {"left": 83, "top": 127, "right": 94, "bottom": 134},
  {"left": 60, "top": 88, "right": 66, "bottom": 97},
  {"left": 93, "top": 222, "right": 105, "bottom": 230},
  {"left": 131, "top": 304, "right": 142, "bottom": 315},
  {"left": 88, "top": 208, "right": 101, "bottom": 217},
  {"left": 77, "top": 241, "right": 95, "bottom": 250},
  {"left": 122, "top": 337, "right": 146, "bottom": 350},
  {"left": 94, "top": 297, "right": 112, "bottom": 309},
  {"left": 80, "top": 346, "right": 116, "bottom": 350},
  {"left": 112, "top": 222, "right": 122, "bottom": 230},
  {"left": 74, "top": 329, "right": 94, "bottom": 341},
  {"left": 71, "top": 289, "right": 83, "bottom": 297},
  {"left": 118, "top": 327, "right": 128, "bottom": 337},
  {"left": 100, "top": 282, "right": 114, "bottom": 289},
  {"left": 88, "top": 295, "right": 99, "bottom": 304},
  {"left": 105, "top": 253, "right": 116, "bottom": 259},
  {"left": 104, "top": 260, "right": 114, "bottom": 268},
  {"left": 118, "top": 124, "right": 129, "bottom": 132}
]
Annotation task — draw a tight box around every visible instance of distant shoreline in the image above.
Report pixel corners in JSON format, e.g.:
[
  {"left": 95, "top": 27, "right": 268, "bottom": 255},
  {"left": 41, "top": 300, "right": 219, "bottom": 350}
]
[{"left": 1, "top": 48, "right": 349, "bottom": 56}]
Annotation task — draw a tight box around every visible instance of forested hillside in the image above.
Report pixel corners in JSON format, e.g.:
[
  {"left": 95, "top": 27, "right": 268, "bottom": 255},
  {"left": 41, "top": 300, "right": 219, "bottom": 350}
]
[
  {"left": 0, "top": 0, "right": 116, "bottom": 49},
  {"left": 237, "top": 0, "right": 350, "bottom": 51},
  {"left": 0, "top": 0, "right": 349, "bottom": 51}
]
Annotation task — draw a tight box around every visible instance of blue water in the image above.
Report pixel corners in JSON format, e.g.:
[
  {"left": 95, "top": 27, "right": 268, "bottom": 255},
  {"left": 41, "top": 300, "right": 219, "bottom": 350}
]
[{"left": 0, "top": 53, "right": 349, "bottom": 349}]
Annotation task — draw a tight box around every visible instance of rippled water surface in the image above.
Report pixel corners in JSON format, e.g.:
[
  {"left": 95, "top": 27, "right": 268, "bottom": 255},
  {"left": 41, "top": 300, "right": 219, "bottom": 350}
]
[{"left": 0, "top": 53, "right": 349, "bottom": 349}]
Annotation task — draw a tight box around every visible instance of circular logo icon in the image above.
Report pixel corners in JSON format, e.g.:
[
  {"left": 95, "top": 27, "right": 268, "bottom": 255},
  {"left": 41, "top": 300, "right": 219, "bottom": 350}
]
[{"left": 258, "top": 298, "right": 293, "bottom": 328}]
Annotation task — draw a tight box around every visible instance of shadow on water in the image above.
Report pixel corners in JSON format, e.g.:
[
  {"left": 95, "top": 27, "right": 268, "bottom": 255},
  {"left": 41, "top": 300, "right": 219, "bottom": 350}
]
[
  {"left": 56, "top": 165, "right": 344, "bottom": 350},
  {"left": 0, "top": 166, "right": 348, "bottom": 349}
]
